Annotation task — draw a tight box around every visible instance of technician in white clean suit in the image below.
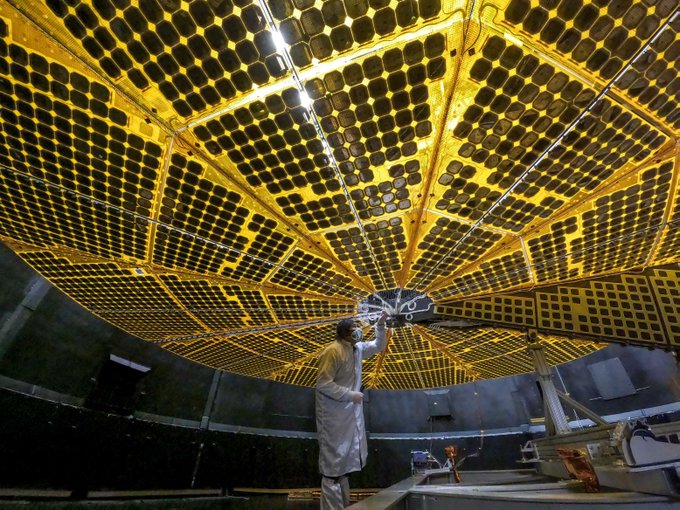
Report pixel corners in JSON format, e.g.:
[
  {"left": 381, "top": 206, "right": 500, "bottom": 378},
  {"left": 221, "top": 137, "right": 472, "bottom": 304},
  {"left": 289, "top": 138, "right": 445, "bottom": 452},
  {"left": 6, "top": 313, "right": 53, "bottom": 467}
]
[{"left": 316, "top": 311, "right": 389, "bottom": 509}]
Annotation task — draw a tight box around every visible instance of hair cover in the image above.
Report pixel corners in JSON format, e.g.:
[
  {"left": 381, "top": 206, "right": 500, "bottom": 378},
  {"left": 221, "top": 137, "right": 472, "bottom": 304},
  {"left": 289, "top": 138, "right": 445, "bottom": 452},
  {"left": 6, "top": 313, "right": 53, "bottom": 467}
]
[{"left": 336, "top": 318, "right": 355, "bottom": 340}]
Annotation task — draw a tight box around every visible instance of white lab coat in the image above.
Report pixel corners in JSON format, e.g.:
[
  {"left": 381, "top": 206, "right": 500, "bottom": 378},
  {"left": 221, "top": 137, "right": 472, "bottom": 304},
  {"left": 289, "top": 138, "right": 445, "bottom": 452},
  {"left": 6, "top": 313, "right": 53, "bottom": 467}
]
[{"left": 316, "top": 324, "right": 387, "bottom": 477}]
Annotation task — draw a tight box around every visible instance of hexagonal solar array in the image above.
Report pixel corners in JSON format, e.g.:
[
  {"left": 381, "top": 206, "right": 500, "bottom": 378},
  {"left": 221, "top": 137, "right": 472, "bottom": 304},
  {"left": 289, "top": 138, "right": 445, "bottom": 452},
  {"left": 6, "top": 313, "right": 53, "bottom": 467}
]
[{"left": 0, "top": 0, "right": 678, "bottom": 389}]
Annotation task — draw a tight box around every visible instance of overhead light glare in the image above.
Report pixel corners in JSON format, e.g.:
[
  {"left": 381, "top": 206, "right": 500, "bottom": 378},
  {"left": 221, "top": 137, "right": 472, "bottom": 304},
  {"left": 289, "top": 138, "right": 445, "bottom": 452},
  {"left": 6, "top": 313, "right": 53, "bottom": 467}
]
[
  {"left": 503, "top": 31, "right": 523, "bottom": 47},
  {"left": 271, "top": 30, "right": 286, "bottom": 52},
  {"left": 298, "top": 89, "right": 312, "bottom": 109}
]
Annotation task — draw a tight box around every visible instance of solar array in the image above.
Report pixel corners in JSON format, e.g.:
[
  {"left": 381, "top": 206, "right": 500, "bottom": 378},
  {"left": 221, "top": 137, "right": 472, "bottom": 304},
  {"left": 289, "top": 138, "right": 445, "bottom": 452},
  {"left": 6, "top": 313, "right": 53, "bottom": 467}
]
[{"left": 0, "top": 0, "right": 678, "bottom": 389}]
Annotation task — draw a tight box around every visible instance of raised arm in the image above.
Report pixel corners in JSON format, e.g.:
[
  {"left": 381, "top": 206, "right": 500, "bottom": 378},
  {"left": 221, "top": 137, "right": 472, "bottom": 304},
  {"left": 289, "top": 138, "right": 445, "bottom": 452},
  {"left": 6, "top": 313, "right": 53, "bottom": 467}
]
[{"left": 360, "top": 311, "right": 389, "bottom": 358}]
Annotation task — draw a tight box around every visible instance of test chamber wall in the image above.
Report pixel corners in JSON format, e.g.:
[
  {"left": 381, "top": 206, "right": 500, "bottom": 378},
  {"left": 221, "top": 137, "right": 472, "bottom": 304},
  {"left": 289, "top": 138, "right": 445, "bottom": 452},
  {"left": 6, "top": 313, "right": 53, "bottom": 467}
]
[{"left": 2, "top": 242, "right": 680, "bottom": 491}]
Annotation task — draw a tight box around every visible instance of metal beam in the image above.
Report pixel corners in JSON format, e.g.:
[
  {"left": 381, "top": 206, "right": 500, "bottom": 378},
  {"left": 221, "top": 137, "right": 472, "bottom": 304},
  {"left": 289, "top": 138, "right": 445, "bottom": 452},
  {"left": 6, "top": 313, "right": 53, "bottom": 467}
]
[{"left": 527, "top": 335, "right": 570, "bottom": 436}]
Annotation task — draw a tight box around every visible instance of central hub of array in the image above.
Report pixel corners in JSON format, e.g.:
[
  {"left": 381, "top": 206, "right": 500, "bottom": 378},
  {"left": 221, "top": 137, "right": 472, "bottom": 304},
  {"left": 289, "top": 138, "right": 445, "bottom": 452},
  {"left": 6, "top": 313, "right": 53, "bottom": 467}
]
[{"left": 358, "top": 289, "right": 434, "bottom": 328}]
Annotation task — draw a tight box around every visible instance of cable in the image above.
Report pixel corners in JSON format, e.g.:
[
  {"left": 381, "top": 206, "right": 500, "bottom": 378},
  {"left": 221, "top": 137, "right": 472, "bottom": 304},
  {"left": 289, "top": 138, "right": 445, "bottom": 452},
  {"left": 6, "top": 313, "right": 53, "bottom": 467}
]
[
  {"left": 253, "top": 0, "right": 390, "bottom": 291},
  {"left": 0, "top": 163, "right": 361, "bottom": 300},
  {"left": 413, "top": 12, "right": 679, "bottom": 292},
  {"left": 462, "top": 0, "right": 482, "bottom": 55}
]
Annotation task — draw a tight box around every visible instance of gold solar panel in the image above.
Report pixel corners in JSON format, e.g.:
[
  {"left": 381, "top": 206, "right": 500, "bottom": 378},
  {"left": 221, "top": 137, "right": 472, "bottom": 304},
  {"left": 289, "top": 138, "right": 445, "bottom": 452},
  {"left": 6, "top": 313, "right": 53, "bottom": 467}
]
[
  {"left": 648, "top": 267, "right": 680, "bottom": 346},
  {"left": 435, "top": 293, "right": 536, "bottom": 326},
  {"left": 1, "top": 0, "right": 679, "bottom": 389}
]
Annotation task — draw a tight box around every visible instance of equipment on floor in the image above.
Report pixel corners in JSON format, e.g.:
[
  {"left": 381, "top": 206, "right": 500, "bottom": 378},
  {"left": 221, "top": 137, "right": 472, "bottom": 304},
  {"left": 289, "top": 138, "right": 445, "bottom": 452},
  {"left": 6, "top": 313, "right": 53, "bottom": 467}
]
[{"left": 410, "top": 451, "right": 442, "bottom": 474}]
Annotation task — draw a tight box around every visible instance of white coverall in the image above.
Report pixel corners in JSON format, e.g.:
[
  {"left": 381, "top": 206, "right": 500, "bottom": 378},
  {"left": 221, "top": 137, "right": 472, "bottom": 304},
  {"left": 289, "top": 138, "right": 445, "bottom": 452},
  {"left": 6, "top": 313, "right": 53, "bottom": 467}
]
[{"left": 315, "top": 323, "right": 387, "bottom": 509}]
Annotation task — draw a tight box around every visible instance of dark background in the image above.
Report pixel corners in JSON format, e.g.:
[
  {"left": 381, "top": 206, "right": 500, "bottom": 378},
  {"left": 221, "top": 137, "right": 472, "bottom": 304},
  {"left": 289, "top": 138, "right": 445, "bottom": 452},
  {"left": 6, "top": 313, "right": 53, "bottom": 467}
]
[{"left": 1, "top": 241, "right": 679, "bottom": 492}]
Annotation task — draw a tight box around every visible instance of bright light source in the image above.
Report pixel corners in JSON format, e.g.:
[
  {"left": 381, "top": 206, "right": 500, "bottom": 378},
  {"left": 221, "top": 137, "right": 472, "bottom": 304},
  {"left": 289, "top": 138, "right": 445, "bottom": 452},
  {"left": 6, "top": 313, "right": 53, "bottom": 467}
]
[
  {"left": 503, "top": 31, "right": 523, "bottom": 47},
  {"left": 448, "top": 117, "right": 459, "bottom": 130},
  {"left": 298, "top": 89, "right": 312, "bottom": 108},
  {"left": 271, "top": 31, "right": 286, "bottom": 52}
]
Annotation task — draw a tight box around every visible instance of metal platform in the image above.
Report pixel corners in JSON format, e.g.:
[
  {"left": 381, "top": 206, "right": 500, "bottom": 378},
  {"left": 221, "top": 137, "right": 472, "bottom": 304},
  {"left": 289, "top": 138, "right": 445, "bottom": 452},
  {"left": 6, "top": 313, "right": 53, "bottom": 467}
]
[{"left": 351, "top": 469, "right": 680, "bottom": 510}]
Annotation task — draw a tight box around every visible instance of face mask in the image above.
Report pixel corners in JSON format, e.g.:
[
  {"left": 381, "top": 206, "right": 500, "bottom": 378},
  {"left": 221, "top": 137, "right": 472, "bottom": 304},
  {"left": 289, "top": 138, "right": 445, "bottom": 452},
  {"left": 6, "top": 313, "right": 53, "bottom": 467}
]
[{"left": 351, "top": 329, "right": 363, "bottom": 342}]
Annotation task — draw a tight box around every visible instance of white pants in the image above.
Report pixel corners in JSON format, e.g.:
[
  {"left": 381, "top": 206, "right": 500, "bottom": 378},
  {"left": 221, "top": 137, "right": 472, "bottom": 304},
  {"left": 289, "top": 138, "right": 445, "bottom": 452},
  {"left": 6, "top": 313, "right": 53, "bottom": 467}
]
[{"left": 320, "top": 475, "right": 350, "bottom": 510}]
